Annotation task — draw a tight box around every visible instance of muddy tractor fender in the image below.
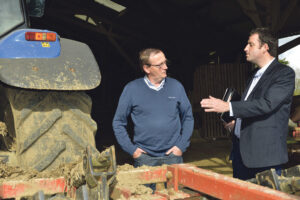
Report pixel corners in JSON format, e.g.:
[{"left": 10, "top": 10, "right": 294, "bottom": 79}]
[{"left": 0, "top": 33, "right": 101, "bottom": 90}]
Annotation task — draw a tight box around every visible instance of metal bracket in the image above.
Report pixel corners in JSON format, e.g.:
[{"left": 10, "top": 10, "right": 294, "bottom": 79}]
[{"left": 83, "top": 145, "right": 117, "bottom": 200}]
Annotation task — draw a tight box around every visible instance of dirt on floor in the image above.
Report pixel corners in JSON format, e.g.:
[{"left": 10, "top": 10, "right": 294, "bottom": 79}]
[
  {"left": 0, "top": 137, "right": 233, "bottom": 199},
  {"left": 114, "top": 164, "right": 187, "bottom": 200},
  {"left": 115, "top": 137, "right": 233, "bottom": 177},
  {"left": 111, "top": 137, "right": 233, "bottom": 199},
  {"left": 184, "top": 137, "right": 233, "bottom": 176},
  {"left": 0, "top": 122, "right": 7, "bottom": 137},
  {"left": 0, "top": 160, "right": 162, "bottom": 199},
  {"left": 0, "top": 158, "right": 85, "bottom": 187}
]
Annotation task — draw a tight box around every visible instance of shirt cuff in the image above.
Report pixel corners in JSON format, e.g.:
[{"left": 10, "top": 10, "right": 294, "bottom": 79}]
[{"left": 229, "top": 102, "right": 234, "bottom": 117}]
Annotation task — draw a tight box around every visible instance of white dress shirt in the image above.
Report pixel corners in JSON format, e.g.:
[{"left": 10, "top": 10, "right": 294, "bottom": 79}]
[
  {"left": 144, "top": 76, "right": 165, "bottom": 91},
  {"left": 230, "top": 58, "right": 275, "bottom": 138}
]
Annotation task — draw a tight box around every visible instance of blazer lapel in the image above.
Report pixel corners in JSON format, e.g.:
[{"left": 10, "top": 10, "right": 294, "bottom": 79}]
[
  {"left": 241, "top": 79, "right": 253, "bottom": 100},
  {"left": 241, "top": 68, "right": 258, "bottom": 100},
  {"left": 247, "top": 59, "right": 278, "bottom": 99}
]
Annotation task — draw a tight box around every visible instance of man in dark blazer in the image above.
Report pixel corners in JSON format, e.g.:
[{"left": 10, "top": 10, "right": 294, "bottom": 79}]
[{"left": 200, "top": 27, "right": 295, "bottom": 180}]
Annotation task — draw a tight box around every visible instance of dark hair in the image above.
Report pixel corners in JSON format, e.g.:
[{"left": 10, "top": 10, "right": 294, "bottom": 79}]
[
  {"left": 249, "top": 27, "right": 278, "bottom": 57},
  {"left": 139, "top": 48, "right": 162, "bottom": 71}
]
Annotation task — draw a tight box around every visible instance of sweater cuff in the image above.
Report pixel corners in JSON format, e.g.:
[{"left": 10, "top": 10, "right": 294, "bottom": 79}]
[
  {"left": 128, "top": 145, "right": 138, "bottom": 156},
  {"left": 175, "top": 142, "right": 187, "bottom": 153}
]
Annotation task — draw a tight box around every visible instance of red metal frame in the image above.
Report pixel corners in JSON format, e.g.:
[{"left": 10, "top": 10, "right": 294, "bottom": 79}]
[
  {"left": 0, "top": 177, "right": 75, "bottom": 199},
  {"left": 116, "top": 166, "right": 168, "bottom": 184},
  {"left": 1, "top": 164, "right": 299, "bottom": 199},
  {"left": 167, "top": 164, "right": 300, "bottom": 200}
]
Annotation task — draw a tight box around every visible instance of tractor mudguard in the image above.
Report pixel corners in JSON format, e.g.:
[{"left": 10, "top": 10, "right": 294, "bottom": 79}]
[{"left": 0, "top": 38, "right": 101, "bottom": 90}]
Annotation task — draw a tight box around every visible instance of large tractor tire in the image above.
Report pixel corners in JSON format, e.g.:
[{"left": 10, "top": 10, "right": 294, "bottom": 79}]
[{"left": 0, "top": 86, "right": 98, "bottom": 171}]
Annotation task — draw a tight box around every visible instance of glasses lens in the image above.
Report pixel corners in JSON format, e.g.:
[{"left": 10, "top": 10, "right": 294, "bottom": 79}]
[{"left": 147, "top": 59, "right": 169, "bottom": 68}]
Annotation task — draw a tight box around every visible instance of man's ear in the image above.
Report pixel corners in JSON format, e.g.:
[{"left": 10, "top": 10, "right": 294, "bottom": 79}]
[
  {"left": 143, "top": 65, "right": 150, "bottom": 74},
  {"left": 263, "top": 43, "right": 269, "bottom": 53}
]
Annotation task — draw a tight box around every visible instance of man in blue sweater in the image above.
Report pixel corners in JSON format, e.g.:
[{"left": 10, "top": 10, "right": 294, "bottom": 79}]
[{"left": 113, "top": 48, "right": 194, "bottom": 168}]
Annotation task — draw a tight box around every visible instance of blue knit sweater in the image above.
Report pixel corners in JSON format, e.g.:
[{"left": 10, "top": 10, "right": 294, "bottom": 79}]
[{"left": 113, "top": 77, "right": 194, "bottom": 157}]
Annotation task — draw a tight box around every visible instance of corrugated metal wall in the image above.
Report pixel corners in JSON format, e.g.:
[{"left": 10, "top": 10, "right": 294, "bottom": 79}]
[{"left": 191, "top": 63, "right": 253, "bottom": 138}]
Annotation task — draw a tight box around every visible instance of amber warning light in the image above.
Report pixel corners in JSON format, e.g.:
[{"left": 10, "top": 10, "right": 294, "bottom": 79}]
[{"left": 25, "top": 32, "right": 56, "bottom": 41}]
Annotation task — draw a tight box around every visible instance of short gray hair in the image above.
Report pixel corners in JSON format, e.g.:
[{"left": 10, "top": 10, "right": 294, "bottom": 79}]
[{"left": 139, "top": 48, "right": 162, "bottom": 71}]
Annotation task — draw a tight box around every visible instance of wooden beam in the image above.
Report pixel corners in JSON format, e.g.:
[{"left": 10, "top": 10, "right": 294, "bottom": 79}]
[
  {"left": 237, "top": 0, "right": 263, "bottom": 27},
  {"left": 94, "top": 0, "right": 126, "bottom": 13},
  {"left": 268, "top": 0, "right": 280, "bottom": 31},
  {"left": 45, "top": 10, "right": 123, "bottom": 39},
  {"left": 42, "top": 13, "right": 137, "bottom": 71},
  {"left": 276, "top": 0, "right": 298, "bottom": 32},
  {"left": 237, "top": 0, "right": 298, "bottom": 33},
  {"left": 96, "top": 22, "right": 136, "bottom": 70},
  {"left": 48, "top": 0, "right": 148, "bottom": 42}
]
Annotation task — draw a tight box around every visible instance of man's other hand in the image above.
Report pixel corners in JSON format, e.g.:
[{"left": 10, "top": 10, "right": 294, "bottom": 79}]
[
  {"left": 166, "top": 146, "right": 182, "bottom": 156},
  {"left": 200, "top": 96, "right": 230, "bottom": 113},
  {"left": 133, "top": 148, "right": 146, "bottom": 158}
]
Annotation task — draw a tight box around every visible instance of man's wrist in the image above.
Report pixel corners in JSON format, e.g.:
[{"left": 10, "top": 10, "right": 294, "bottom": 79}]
[{"left": 225, "top": 102, "right": 230, "bottom": 112}]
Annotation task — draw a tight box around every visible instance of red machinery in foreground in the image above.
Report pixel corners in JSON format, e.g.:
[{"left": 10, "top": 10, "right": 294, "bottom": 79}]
[{"left": 0, "top": 163, "right": 299, "bottom": 200}]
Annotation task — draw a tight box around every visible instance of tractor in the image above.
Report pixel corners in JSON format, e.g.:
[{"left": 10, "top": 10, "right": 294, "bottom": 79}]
[{"left": 0, "top": 0, "right": 101, "bottom": 172}]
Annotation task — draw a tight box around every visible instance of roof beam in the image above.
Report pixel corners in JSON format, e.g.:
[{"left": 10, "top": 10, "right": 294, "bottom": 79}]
[
  {"left": 94, "top": 0, "right": 126, "bottom": 13},
  {"left": 237, "top": 0, "right": 298, "bottom": 32}
]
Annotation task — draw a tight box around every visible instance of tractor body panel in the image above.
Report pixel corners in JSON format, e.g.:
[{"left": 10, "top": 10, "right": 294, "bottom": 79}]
[{"left": 0, "top": 37, "right": 101, "bottom": 90}]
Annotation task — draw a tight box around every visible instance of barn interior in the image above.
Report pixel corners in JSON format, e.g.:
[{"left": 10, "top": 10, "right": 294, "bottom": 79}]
[{"left": 29, "top": 0, "right": 300, "bottom": 172}]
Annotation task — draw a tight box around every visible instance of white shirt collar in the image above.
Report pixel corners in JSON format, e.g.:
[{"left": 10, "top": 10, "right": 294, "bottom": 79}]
[
  {"left": 144, "top": 76, "right": 165, "bottom": 91},
  {"left": 255, "top": 58, "right": 275, "bottom": 77}
]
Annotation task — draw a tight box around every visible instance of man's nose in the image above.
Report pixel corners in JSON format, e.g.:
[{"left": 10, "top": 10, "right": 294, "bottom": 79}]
[
  {"left": 162, "top": 63, "right": 168, "bottom": 69},
  {"left": 244, "top": 45, "right": 249, "bottom": 52}
]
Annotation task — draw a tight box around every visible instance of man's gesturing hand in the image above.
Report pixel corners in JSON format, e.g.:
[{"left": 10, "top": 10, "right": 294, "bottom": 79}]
[{"left": 200, "top": 96, "right": 230, "bottom": 113}]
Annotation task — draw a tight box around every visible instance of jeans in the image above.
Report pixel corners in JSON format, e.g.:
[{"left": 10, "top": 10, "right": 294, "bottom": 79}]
[
  {"left": 133, "top": 153, "right": 183, "bottom": 191},
  {"left": 134, "top": 153, "right": 183, "bottom": 168}
]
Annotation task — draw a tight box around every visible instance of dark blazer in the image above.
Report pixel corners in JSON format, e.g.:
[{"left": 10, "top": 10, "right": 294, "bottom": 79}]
[{"left": 231, "top": 59, "right": 295, "bottom": 168}]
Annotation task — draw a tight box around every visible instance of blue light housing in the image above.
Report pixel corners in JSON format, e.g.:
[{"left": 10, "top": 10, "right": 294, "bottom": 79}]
[{"left": 0, "top": 29, "right": 61, "bottom": 58}]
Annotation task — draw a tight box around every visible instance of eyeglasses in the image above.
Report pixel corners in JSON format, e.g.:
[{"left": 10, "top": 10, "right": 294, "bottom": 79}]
[{"left": 146, "top": 60, "right": 168, "bottom": 69}]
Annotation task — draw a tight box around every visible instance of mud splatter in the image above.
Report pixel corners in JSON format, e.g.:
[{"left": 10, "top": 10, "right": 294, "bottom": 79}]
[{"left": 0, "top": 122, "right": 7, "bottom": 137}]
